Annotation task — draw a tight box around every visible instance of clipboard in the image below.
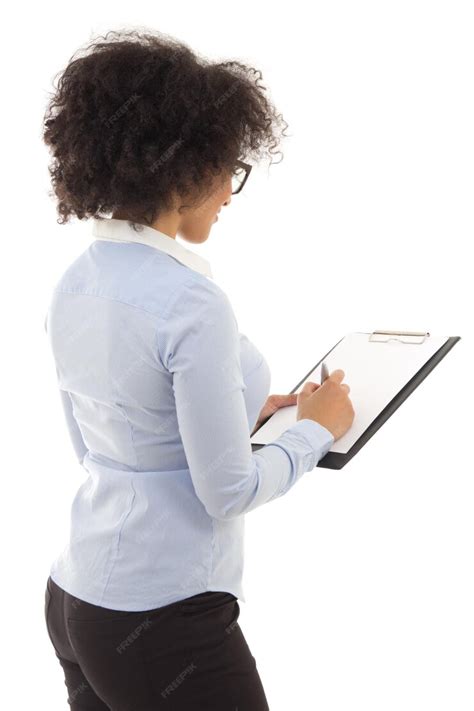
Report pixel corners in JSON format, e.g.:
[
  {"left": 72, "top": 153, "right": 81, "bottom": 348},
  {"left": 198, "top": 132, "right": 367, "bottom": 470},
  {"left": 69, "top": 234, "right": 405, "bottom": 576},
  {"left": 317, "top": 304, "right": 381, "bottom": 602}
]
[{"left": 250, "top": 329, "right": 461, "bottom": 470}]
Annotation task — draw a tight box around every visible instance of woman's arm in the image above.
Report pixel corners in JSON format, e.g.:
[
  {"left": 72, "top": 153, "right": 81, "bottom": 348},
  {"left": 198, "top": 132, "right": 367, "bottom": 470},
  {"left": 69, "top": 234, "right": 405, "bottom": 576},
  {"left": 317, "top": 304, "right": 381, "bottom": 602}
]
[{"left": 156, "top": 277, "right": 334, "bottom": 521}]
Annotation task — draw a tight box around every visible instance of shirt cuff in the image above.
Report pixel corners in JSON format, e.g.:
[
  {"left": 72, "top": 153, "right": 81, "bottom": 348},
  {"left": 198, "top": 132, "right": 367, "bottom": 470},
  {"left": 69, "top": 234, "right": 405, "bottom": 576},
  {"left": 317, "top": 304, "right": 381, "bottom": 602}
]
[
  {"left": 262, "top": 417, "right": 335, "bottom": 500},
  {"left": 285, "top": 418, "right": 335, "bottom": 470}
]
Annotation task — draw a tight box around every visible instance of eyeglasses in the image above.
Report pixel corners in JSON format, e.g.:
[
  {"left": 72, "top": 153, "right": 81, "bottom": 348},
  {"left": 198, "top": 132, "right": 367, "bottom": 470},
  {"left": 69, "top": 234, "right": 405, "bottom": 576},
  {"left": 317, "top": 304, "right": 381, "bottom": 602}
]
[{"left": 231, "top": 159, "right": 252, "bottom": 195}]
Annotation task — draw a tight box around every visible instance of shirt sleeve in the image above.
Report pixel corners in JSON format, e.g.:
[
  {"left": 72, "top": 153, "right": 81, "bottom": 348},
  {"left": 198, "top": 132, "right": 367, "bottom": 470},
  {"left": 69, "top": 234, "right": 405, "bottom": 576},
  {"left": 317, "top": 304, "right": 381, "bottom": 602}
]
[{"left": 156, "top": 276, "right": 334, "bottom": 521}]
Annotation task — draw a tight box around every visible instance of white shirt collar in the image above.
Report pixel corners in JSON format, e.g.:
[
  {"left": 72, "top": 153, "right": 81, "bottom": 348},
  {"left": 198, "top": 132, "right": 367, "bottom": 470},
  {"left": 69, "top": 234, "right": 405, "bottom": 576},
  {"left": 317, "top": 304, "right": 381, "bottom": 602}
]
[{"left": 91, "top": 217, "right": 213, "bottom": 279}]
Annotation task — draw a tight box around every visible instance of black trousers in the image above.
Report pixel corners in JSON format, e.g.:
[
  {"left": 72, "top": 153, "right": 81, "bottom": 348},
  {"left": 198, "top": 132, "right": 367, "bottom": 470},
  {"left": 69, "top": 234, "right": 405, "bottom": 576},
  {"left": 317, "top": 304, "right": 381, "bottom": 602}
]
[{"left": 44, "top": 576, "right": 269, "bottom": 710}]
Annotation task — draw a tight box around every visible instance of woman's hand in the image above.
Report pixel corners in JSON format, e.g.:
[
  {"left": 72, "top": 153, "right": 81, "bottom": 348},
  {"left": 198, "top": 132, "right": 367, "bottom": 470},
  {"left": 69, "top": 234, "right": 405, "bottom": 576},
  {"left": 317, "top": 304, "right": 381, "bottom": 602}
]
[{"left": 250, "top": 386, "right": 321, "bottom": 437}]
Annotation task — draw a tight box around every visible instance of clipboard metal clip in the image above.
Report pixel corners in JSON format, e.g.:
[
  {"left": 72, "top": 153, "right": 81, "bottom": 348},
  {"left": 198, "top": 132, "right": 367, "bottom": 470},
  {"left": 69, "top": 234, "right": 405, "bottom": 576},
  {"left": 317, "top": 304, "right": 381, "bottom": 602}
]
[{"left": 369, "top": 329, "right": 430, "bottom": 344}]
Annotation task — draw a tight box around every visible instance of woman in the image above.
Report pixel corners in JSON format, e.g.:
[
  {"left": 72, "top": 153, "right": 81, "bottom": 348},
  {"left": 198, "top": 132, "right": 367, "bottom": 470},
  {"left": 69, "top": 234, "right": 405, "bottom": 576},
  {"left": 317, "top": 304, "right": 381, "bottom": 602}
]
[{"left": 42, "top": 28, "right": 354, "bottom": 711}]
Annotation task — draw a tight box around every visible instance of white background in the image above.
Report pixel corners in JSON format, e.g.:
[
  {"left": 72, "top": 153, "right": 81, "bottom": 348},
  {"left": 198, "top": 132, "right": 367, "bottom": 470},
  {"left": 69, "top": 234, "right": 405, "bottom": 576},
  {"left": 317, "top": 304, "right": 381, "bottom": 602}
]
[{"left": 1, "top": 1, "right": 472, "bottom": 709}]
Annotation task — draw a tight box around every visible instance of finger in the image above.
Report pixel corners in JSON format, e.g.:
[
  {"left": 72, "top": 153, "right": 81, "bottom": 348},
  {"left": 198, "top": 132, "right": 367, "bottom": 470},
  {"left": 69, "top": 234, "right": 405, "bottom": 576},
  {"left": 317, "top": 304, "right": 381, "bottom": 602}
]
[
  {"left": 340, "top": 383, "right": 350, "bottom": 393},
  {"left": 270, "top": 393, "right": 298, "bottom": 407},
  {"left": 299, "top": 381, "right": 319, "bottom": 396},
  {"left": 329, "top": 369, "right": 345, "bottom": 384}
]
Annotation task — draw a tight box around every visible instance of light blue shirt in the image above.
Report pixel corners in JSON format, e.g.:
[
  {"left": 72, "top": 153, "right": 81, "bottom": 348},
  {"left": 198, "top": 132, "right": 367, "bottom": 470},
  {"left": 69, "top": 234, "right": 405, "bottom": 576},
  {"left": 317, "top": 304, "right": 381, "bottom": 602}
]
[{"left": 45, "top": 217, "right": 334, "bottom": 611}]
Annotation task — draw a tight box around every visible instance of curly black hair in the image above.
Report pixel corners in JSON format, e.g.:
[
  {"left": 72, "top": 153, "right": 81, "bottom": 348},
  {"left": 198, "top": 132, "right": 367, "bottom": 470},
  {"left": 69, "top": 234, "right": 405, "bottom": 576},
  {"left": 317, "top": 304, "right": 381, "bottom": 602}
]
[{"left": 42, "top": 28, "right": 289, "bottom": 231}]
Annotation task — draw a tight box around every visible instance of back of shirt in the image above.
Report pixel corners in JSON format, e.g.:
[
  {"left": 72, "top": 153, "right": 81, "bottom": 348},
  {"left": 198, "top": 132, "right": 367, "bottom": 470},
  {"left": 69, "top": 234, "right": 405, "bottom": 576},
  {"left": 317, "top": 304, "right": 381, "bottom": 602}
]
[
  {"left": 45, "top": 234, "right": 333, "bottom": 611},
  {"left": 48, "top": 240, "right": 266, "bottom": 471}
]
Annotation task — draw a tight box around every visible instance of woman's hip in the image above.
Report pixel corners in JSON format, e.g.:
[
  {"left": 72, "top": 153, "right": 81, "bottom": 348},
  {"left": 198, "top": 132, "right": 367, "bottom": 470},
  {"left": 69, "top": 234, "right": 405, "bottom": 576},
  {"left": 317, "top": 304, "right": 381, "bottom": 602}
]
[{"left": 44, "top": 576, "right": 269, "bottom": 710}]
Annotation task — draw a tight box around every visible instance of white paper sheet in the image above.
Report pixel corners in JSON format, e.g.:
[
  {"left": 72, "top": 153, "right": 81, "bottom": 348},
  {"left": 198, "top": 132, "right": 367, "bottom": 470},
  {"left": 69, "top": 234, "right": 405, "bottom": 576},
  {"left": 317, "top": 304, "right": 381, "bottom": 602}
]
[{"left": 250, "top": 332, "right": 450, "bottom": 454}]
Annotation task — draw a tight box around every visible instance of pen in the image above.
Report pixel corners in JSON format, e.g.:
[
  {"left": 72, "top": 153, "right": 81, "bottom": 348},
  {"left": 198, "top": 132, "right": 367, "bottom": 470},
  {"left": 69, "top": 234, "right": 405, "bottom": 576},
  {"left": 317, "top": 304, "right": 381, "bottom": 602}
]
[{"left": 321, "top": 361, "right": 329, "bottom": 384}]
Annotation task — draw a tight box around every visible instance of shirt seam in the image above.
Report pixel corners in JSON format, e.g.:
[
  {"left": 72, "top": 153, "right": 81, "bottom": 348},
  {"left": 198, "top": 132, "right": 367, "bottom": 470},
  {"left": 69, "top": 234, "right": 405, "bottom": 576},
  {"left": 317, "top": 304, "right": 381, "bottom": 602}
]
[
  {"left": 99, "top": 479, "right": 137, "bottom": 606},
  {"left": 154, "top": 274, "right": 223, "bottom": 371},
  {"left": 53, "top": 271, "right": 205, "bottom": 323},
  {"left": 115, "top": 403, "right": 140, "bottom": 470},
  {"left": 207, "top": 517, "right": 216, "bottom": 590}
]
